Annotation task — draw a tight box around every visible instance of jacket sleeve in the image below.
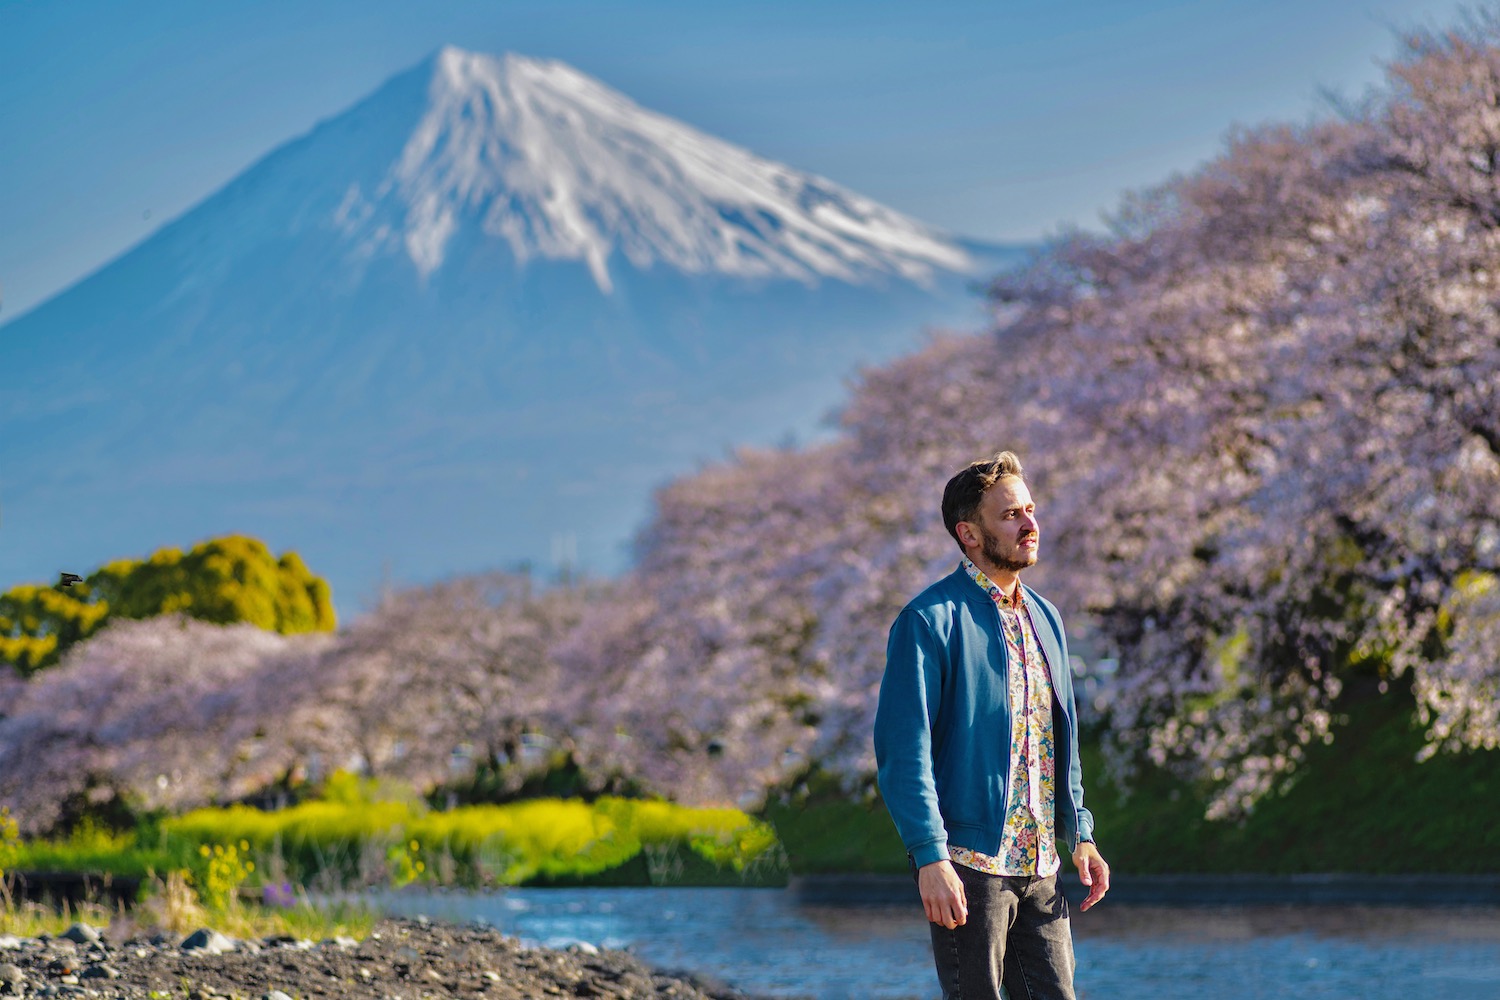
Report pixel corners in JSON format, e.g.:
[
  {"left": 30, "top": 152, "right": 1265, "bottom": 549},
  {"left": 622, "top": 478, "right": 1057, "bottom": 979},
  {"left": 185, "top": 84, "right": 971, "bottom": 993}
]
[{"left": 872, "top": 607, "right": 949, "bottom": 868}]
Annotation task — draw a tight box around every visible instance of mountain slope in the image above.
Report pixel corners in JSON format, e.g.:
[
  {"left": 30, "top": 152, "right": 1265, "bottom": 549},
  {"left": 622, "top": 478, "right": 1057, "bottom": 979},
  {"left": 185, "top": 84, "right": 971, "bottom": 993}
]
[{"left": 0, "top": 47, "right": 1020, "bottom": 607}]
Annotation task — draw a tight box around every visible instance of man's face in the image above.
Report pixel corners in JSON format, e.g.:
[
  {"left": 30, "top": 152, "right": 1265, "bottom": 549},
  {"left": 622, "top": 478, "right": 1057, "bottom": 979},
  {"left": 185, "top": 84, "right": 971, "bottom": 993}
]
[{"left": 960, "top": 476, "right": 1039, "bottom": 574}]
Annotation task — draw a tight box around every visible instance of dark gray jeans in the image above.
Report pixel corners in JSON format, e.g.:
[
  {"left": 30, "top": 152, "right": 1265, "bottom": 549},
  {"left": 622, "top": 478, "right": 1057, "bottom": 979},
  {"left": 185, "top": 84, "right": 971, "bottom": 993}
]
[{"left": 926, "top": 864, "right": 1076, "bottom": 1000}]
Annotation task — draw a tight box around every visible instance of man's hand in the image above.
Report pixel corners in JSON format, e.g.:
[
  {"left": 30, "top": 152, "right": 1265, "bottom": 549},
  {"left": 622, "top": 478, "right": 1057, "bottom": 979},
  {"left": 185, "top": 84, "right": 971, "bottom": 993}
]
[
  {"left": 1072, "top": 841, "right": 1110, "bottom": 912},
  {"left": 918, "top": 859, "right": 968, "bottom": 929}
]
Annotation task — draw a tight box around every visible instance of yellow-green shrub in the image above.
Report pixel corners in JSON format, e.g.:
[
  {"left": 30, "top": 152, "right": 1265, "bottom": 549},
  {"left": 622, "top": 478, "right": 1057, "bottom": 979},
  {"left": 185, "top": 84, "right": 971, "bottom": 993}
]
[{"left": 158, "top": 794, "right": 779, "bottom": 887}]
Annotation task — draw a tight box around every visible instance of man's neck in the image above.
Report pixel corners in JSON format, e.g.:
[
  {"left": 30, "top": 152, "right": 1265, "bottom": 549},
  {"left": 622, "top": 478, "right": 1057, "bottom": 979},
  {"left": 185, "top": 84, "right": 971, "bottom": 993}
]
[{"left": 968, "top": 556, "right": 1021, "bottom": 599}]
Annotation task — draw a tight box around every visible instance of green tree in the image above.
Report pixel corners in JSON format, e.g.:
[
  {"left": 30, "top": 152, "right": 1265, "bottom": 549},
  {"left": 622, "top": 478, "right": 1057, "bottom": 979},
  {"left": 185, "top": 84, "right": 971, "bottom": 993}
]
[
  {"left": 0, "top": 584, "right": 110, "bottom": 674},
  {"left": 0, "top": 535, "right": 335, "bottom": 674}
]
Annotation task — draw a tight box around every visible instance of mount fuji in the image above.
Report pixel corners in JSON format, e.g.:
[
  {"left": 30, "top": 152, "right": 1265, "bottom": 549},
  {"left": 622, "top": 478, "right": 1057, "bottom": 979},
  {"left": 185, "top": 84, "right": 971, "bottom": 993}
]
[{"left": 0, "top": 47, "right": 1021, "bottom": 609}]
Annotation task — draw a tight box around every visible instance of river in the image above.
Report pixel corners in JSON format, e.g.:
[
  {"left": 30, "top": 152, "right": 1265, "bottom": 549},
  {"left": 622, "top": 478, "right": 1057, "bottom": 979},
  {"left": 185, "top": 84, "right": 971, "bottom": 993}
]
[{"left": 368, "top": 884, "right": 1500, "bottom": 999}]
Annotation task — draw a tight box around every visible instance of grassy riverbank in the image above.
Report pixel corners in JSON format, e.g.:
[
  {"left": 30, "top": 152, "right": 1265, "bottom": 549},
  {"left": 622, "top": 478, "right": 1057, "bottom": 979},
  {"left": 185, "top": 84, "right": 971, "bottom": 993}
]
[
  {"left": 1, "top": 792, "right": 782, "bottom": 941},
  {"left": 5, "top": 785, "right": 785, "bottom": 906}
]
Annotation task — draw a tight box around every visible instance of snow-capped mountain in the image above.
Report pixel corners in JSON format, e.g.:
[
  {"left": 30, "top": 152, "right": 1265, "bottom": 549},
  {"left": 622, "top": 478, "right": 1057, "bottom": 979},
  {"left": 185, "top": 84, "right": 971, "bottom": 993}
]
[
  {"left": 350, "top": 48, "right": 971, "bottom": 291},
  {"left": 0, "top": 47, "right": 1021, "bottom": 607}
]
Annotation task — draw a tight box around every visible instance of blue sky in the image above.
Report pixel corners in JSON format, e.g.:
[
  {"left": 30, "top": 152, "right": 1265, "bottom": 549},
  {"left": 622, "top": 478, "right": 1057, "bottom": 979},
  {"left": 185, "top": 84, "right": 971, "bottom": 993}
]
[{"left": 0, "top": 0, "right": 1474, "bottom": 320}]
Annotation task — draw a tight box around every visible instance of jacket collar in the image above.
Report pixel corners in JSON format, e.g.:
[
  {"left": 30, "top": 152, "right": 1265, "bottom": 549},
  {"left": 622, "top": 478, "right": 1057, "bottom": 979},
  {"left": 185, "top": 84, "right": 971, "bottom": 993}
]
[{"left": 950, "top": 563, "right": 1069, "bottom": 694}]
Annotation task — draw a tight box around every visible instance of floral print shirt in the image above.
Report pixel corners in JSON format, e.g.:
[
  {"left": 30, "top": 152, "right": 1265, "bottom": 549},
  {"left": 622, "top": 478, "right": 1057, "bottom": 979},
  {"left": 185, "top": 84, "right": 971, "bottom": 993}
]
[{"left": 948, "top": 557, "right": 1060, "bottom": 878}]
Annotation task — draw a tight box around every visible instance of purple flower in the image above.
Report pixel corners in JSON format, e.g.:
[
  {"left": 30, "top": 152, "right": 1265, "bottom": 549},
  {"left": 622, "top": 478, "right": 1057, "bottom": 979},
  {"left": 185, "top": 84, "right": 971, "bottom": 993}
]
[{"left": 262, "top": 882, "right": 296, "bottom": 908}]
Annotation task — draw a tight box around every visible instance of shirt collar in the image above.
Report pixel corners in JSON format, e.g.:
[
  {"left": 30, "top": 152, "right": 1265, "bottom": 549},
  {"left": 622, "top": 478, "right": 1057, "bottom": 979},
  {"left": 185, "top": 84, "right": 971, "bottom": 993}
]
[{"left": 961, "top": 556, "right": 1026, "bottom": 610}]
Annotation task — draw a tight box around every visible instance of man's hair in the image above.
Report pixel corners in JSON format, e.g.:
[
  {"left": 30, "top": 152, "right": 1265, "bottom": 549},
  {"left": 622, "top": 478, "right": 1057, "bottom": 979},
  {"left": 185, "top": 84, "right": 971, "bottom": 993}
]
[{"left": 941, "top": 451, "right": 1026, "bottom": 548}]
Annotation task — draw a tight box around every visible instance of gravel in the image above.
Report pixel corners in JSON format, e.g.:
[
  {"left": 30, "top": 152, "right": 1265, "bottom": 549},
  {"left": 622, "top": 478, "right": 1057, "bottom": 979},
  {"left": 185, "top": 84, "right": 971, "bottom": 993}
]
[{"left": 0, "top": 917, "right": 769, "bottom": 999}]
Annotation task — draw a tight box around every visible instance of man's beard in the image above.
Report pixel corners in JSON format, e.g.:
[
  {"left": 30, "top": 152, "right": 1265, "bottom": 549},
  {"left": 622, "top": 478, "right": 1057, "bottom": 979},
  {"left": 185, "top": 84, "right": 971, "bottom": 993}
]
[{"left": 982, "top": 531, "right": 1037, "bottom": 573}]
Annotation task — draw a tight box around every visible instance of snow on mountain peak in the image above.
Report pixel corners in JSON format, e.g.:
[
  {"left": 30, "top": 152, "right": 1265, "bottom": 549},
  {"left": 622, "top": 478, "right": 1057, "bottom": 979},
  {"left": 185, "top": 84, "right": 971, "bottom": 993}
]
[{"left": 334, "top": 46, "right": 971, "bottom": 293}]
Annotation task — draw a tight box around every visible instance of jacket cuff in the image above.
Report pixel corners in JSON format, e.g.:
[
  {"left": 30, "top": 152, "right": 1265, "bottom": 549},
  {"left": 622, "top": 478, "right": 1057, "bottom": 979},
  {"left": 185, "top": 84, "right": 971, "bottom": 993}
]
[
  {"left": 1072, "top": 815, "right": 1096, "bottom": 850},
  {"left": 910, "top": 839, "right": 949, "bottom": 868}
]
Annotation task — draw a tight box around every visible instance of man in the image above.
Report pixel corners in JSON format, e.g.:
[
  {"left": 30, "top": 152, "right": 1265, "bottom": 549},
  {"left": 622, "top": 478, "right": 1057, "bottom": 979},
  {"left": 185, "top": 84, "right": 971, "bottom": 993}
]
[{"left": 873, "top": 451, "right": 1108, "bottom": 1000}]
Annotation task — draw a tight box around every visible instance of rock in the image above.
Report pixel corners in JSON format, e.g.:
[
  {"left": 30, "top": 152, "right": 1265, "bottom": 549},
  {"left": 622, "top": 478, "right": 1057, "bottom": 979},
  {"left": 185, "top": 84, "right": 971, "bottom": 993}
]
[
  {"left": 58, "top": 924, "right": 100, "bottom": 946},
  {"left": 568, "top": 941, "right": 601, "bottom": 956},
  {"left": 179, "top": 928, "right": 237, "bottom": 955},
  {"left": 0, "top": 963, "right": 25, "bottom": 996},
  {"left": 0, "top": 938, "right": 20, "bottom": 951},
  {"left": 80, "top": 963, "right": 119, "bottom": 979},
  {"left": 263, "top": 991, "right": 294, "bottom": 1000}
]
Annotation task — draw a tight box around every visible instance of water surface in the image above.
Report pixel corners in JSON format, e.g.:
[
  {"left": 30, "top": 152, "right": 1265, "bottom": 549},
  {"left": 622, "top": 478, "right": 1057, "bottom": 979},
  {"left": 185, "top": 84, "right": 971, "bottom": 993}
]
[{"left": 371, "top": 887, "right": 1500, "bottom": 999}]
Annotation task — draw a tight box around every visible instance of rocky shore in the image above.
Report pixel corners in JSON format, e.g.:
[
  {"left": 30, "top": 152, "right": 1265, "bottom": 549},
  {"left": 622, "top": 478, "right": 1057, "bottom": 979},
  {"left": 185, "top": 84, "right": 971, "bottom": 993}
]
[{"left": 0, "top": 918, "right": 766, "bottom": 999}]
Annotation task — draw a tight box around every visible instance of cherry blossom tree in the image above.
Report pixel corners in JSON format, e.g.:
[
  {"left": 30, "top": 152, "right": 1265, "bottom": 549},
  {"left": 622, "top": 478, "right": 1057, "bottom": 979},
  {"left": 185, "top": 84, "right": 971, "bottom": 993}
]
[
  {"left": 225, "top": 572, "right": 589, "bottom": 797},
  {"left": 564, "top": 18, "right": 1500, "bottom": 818},
  {"left": 0, "top": 616, "right": 328, "bottom": 832}
]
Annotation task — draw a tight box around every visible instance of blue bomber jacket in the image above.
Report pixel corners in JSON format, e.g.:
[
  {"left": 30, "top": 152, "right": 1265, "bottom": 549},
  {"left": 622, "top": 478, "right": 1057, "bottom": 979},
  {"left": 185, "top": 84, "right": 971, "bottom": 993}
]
[{"left": 872, "top": 565, "right": 1095, "bottom": 869}]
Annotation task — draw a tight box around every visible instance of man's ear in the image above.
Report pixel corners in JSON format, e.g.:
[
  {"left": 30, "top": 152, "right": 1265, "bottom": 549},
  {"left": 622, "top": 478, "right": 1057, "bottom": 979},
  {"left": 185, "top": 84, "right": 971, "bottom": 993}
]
[{"left": 955, "top": 521, "right": 979, "bottom": 549}]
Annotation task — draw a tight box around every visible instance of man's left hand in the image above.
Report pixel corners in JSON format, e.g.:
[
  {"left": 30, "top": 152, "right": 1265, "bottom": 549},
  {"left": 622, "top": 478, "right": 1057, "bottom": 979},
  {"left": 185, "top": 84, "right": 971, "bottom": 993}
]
[{"left": 1072, "top": 842, "right": 1110, "bottom": 912}]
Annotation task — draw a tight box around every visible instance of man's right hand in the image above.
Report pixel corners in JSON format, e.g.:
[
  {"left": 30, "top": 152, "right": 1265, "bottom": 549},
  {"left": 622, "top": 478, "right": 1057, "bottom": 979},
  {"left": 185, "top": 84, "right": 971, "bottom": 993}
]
[{"left": 918, "top": 859, "right": 968, "bottom": 928}]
